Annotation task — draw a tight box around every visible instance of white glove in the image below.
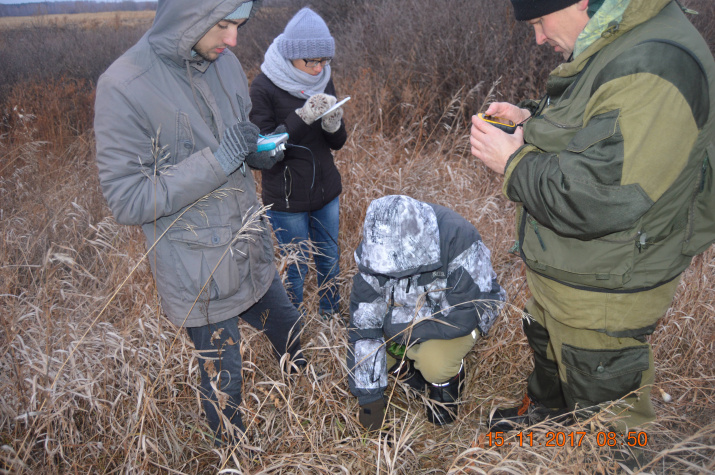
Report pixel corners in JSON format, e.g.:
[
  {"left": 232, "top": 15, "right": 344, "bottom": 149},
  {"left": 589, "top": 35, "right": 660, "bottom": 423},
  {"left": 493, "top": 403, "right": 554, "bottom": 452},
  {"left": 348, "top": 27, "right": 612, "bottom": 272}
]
[
  {"left": 295, "top": 93, "right": 336, "bottom": 125},
  {"left": 321, "top": 106, "right": 343, "bottom": 133}
]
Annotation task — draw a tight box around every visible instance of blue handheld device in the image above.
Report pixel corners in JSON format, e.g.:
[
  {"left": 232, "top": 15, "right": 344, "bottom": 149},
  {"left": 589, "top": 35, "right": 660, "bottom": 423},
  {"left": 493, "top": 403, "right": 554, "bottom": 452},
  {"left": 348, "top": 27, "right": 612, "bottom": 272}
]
[{"left": 257, "top": 133, "right": 289, "bottom": 155}]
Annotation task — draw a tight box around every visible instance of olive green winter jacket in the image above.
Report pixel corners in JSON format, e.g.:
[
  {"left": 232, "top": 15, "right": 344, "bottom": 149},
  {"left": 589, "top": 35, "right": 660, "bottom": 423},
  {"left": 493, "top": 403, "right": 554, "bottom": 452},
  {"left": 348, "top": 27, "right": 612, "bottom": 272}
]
[{"left": 505, "top": 0, "right": 715, "bottom": 292}]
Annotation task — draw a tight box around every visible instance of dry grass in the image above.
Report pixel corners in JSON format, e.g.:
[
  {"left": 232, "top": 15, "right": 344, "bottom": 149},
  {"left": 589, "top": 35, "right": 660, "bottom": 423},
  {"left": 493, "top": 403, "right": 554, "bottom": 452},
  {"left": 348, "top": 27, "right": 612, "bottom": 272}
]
[
  {"left": 1, "top": 0, "right": 714, "bottom": 473},
  {"left": 1, "top": 82, "right": 713, "bottom": 474},
  {"left": 0, "top": 10, "right": 155, "bottom": 31}
]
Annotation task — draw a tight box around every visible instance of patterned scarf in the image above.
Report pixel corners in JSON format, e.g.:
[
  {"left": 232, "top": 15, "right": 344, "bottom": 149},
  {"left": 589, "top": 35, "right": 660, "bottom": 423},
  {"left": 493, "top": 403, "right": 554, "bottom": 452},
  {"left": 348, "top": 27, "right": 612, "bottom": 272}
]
[
  {"left": 574, "top": 0, "right": 631, "bottom": 58},
  {"left": 260, "top": 38, "right": 331, "bottom": 99}
]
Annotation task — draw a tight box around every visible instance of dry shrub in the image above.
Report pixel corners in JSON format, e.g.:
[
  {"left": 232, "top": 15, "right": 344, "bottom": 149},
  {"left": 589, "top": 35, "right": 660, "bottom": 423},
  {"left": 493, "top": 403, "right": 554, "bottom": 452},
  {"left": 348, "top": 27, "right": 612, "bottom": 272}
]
[
  {"left": 0, "top": 22, "right": 148, "bottom": 94},
  {"left": 2, "top": 77, "right": 95, "bottom": 154},
  {"left": 1, "top": 1, "right": 714, "bottom": 473},
  {"left": 329, "top": 0, "right": 557, "bottom": 138}
]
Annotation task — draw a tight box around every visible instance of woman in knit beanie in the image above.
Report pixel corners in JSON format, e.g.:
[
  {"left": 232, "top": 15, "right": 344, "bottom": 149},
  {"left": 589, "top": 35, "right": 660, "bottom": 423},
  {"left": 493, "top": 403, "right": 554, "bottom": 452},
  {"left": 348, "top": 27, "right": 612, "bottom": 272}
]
[{"left": 250, "top": 7, "right": 348, "bottom": 320}]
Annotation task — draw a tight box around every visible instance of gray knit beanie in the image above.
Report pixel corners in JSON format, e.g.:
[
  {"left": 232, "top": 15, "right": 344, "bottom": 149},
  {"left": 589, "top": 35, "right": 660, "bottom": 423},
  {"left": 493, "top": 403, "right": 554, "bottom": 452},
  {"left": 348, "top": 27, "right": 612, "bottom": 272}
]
[
  {"left": 510, "top": 0, "right": 581, "bottom": 21},
  {"left": 224, "top": 1, "right": 253, "bottom": 21},
  {"left": 276, "top": 7, "right": 335, "bottom": 60}
]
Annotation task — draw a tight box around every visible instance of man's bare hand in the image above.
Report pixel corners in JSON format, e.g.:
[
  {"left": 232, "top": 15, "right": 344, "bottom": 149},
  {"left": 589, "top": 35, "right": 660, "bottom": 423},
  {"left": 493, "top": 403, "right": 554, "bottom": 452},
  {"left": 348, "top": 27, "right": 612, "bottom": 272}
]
[{"left": 470, "top": 110, "right": 525, "bottom": 175}]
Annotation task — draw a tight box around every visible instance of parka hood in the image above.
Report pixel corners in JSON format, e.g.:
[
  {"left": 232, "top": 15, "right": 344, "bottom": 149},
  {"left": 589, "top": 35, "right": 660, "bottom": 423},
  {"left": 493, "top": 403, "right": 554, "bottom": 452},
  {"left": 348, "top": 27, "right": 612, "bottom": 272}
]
[
  {"left": 356, "top": 195, "right": 441, "bottom": 278},
  {"left": 148, "top": 0, "right": 260, "bottom": 66}
]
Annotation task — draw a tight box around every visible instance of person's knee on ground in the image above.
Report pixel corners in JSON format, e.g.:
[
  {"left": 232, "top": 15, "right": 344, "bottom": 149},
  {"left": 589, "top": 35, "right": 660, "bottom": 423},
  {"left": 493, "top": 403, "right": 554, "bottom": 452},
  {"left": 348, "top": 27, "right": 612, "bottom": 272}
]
[
  {"left": 386, "top": 350, "right": 427, "bottom": 392},
  {"left": 409, "top": 332, "right": 476, "bottom": 425}
]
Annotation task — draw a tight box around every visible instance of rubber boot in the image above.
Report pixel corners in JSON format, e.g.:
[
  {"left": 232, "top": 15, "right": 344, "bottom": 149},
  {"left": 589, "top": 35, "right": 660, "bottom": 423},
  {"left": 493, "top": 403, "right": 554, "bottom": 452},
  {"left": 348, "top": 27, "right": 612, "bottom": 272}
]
[
  {"left": 389, "top": 358, "right": 427, "bottom": 392},
  {"left": 426, "top": 362, "right": 465, "bottom": 425},
  {"left": 489, "top": 394, "right": 571, "bottom": 432}
]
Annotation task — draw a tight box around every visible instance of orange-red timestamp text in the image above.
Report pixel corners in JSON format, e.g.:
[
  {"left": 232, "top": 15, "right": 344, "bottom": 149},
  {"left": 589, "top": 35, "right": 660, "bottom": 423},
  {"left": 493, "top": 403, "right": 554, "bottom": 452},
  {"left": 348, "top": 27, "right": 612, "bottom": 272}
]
[{"left": 486, "top": 431, "right": 648, "bottom": 448}]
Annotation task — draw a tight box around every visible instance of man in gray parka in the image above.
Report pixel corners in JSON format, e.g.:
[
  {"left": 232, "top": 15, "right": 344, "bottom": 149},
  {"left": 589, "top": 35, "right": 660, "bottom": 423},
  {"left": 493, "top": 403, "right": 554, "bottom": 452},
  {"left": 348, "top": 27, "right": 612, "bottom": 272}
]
[
  {"left": 347, "top": 195, "right": 506, "bottom": 429},
  {"left": 94, "top": 0, "right": 304, "bottom": 444}
]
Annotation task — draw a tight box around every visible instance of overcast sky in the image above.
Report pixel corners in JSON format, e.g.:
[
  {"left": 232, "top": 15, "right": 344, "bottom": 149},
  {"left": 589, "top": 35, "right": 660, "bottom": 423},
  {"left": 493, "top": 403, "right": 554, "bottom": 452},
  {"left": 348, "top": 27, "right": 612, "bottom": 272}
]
[{"left": 0, "top": 0, "right": 144, "bottom": 3}]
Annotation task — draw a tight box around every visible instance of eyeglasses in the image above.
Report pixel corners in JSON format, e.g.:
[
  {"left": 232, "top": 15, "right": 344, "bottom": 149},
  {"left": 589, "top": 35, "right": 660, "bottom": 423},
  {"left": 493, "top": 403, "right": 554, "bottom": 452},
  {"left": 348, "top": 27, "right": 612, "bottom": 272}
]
[{"left": 302, "top": 58, "right": 332, "bottom": 68}]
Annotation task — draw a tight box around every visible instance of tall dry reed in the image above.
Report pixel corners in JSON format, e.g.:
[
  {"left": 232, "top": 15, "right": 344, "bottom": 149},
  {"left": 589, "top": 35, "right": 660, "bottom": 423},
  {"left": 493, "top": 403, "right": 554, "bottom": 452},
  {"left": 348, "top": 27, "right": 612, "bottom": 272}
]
[{"left": 1, "top": 1, "right": 714, "bottom": 473}]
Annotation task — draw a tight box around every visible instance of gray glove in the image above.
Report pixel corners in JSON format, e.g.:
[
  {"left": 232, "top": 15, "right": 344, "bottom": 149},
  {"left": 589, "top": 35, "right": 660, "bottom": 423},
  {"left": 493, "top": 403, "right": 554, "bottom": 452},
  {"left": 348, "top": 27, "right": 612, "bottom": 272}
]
[
  {"left": 321, "top": 106, "right": 343, "bottom": 133},
  {"left": 358, "top": 398, "right": 386, "bottom": 431},
  {"left": 245, "top": 125, "right": 287, "bottom": 170},
  {"left": 295, "top": 93, "right": 336, "bottom": 125},
  {"left": 214, "top": 121, "right": 259, "bottom": 176}
]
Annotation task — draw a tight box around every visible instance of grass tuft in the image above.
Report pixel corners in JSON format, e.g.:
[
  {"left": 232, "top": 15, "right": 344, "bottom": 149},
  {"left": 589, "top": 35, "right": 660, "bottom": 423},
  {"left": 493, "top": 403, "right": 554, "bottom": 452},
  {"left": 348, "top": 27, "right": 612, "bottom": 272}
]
[{"left": 1, "top": 1, "right": 714, "bottom": 473}]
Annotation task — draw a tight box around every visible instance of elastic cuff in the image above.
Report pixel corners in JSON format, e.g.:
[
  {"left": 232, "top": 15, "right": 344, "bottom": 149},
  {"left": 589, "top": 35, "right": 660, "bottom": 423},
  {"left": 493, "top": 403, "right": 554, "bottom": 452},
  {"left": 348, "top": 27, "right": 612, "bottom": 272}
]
[{"left": 357, "top": 393, "right": 384, "bottom": 406}]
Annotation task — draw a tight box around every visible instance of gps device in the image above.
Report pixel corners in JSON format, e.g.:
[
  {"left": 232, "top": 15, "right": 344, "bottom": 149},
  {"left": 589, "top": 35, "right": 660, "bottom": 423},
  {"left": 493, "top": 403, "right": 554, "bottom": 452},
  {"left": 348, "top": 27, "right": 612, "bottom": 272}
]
[
  {"left": 478, "top": 113, "right": 517, "bottom": 134},
  {"left": 317, "top": 96, "right": 351, "bottom": 119},
  {"left": 257, "top": 132, "right": 289, "bottom": 156}
]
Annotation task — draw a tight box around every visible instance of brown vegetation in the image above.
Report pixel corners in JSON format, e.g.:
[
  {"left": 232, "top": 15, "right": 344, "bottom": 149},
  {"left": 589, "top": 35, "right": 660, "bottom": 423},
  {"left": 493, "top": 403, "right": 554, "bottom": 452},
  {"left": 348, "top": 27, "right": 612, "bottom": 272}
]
[
  {"left": 0, "top": 10, "right": 155, "bottom": 31},
  {"left": 1, "top": 1, "right": 713, "bottom": 473}
]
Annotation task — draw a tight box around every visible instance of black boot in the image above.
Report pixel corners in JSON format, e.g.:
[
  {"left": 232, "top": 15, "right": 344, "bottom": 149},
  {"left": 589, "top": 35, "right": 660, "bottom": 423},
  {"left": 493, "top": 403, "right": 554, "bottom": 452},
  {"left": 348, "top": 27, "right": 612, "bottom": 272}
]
[
  {"left": 426, "top": 362, "right": 465, "bottom": 425},
  {"left": 389, "top": 359, "right": 427, "bottom": 392},
  {"left": 489, "top": 394, "right": 571, "bottom": 432}
]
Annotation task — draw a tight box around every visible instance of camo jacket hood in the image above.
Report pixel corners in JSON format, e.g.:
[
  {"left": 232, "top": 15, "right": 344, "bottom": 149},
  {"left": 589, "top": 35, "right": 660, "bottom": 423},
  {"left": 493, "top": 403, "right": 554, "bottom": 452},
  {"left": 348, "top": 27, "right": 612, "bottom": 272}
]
[
  {"left": 347, "top": 196, "right": 507, "bottom": 405},
  {"left": 356, "top": 195, "right": 442, "bottom": 278}
]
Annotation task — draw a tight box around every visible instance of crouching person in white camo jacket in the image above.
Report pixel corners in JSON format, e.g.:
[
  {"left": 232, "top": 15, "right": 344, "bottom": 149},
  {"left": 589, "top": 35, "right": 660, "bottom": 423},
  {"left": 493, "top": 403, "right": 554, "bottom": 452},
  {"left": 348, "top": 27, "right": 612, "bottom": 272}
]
[{"left": 346, "top": 195, "right": 507, "bottom": 430}]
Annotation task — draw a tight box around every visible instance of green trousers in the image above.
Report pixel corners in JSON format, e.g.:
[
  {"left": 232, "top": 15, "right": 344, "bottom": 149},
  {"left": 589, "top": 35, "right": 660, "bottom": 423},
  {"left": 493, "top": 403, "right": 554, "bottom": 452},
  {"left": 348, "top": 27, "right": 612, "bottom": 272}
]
[
  {"left": 523, "top": 271, "right": 680, "bottom": 432},
  {"left": 386, "top": 331, "right": 477, "bottom": 384}
]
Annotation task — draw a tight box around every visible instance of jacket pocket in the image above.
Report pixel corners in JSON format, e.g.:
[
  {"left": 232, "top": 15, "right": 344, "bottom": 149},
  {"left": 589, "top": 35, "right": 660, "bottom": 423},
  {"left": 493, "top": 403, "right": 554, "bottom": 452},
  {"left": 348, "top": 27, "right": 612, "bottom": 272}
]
[
  {"left": 167, "top": 224, "right": 242, "bottom": 301},
  {"left": 520, "top": 211, "right": 639, "bottom": 289},
  {"left": 565, "top": 109, "right": 619, "bottom": 153},
  {"left": 174, "top": 111, "right": 195, "bottom": 163},
  {"left": 682, "top": 143, "right": 715, "bottom": 256},
  {"left": 259, "top": 216, "right": 276, "bottom": 264},
  {"left": 562, "top": 344, "right": 649, "bottom": 406}
]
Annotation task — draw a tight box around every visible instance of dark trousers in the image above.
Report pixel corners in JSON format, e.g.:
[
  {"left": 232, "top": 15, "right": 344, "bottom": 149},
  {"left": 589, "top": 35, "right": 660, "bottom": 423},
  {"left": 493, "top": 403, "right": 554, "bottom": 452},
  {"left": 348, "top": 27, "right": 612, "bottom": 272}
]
[{"left": 185, "top": 273, "right": 304, "bottom": 441}]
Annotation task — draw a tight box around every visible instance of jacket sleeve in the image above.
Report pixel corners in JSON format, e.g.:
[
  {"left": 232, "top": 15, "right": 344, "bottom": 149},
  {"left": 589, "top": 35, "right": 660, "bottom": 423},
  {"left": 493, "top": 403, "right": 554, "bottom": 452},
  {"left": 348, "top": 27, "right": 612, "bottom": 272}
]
[
  {"left": 505, "top": 44, "right": 704, "bottom": 240},
  {"left": 443, "top": 239, "right": 506, "bottom": 336},
  {"left": 431, "top": 212, "right": 506, "bottom": 337},
  {"left": 248, "top": 76, "right": 280, "bottom": 135},
  {"left": 94, "top": 76, "right": 227, "bottom": 226},
  {"left": 347, "top": 270, "right": 388, "bottom": 405},
  {"left": 321, "top": 117, "right": 347, "bottom": 150}
]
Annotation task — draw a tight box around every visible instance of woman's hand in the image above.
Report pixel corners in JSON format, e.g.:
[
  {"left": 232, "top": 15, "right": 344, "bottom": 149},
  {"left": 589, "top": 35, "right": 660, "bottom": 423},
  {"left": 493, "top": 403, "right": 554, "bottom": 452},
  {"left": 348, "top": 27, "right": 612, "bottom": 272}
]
[
  {"left": 295, "top": 93, "right": 336, "bottom": 125},
  {"left": 321, "top": 105, "right": 343, "bottom": 133}
]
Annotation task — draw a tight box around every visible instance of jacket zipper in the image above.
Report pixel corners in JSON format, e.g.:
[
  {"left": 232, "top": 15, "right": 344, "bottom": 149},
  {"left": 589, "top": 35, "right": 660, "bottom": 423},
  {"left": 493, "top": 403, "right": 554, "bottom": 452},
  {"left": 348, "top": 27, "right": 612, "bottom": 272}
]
[{"left": 283, "top": 165, "right": 291, "bottom": 209}]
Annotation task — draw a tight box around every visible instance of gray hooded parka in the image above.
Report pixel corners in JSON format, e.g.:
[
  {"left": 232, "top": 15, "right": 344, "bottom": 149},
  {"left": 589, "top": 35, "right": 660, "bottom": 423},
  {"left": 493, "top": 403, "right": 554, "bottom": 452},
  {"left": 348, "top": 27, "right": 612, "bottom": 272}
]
[{"left": 94, "top": 0, "right": 276, "bottom": 328}]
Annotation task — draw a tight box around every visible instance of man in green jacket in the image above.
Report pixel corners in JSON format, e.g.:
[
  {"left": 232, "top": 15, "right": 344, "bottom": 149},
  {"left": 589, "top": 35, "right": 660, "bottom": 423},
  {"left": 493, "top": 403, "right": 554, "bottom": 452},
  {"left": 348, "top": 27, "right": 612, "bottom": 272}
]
[{"left": 470, "top": 0, "right": 715, "bottom": 434}]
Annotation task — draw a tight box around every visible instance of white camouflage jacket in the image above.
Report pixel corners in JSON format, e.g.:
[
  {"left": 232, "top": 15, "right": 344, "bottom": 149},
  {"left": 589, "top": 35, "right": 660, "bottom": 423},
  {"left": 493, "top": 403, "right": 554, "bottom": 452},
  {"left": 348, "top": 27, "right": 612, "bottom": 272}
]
[{"left": 346, "top": 195, "right": 506, "bottom": 405}]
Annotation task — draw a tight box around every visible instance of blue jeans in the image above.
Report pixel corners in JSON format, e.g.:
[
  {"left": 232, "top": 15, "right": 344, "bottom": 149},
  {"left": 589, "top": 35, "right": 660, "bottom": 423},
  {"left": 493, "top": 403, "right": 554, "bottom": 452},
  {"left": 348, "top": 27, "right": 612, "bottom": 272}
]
[
  {"left": 267, "top": 196, "right": 340, "bottom": 314},
  {"left": 185, "top": 273, "right": 304, "bottom": 443}
]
